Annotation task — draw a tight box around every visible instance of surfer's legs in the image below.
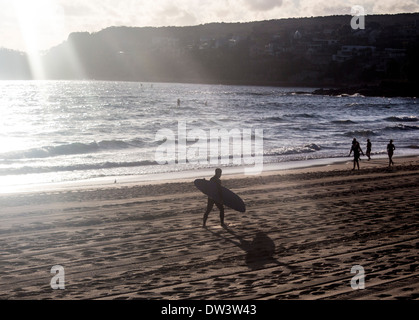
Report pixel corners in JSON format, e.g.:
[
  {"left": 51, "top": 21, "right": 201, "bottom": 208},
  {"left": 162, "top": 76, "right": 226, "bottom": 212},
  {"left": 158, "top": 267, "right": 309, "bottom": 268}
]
[
  {"left": 215, "top": 202, "right": 225, "bottom": 226},
  {"left": 203, "top": 198, "right": 214, "bottom": 227},
  {"left": 203, "top": 199, "right": 225, "bottom": 227}
]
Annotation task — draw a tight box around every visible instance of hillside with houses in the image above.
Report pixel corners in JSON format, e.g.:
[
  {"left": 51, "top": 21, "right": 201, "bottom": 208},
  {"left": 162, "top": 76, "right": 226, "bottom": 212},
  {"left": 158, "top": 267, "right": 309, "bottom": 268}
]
[{"left": 1, "top": 13, "right": 418, "bottom": 94}]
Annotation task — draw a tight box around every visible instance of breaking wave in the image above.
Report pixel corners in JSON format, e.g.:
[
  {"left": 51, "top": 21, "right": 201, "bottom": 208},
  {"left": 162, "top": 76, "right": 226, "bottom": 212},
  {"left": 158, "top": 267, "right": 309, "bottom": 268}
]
[
  {"left": 267, "top": 143, "right": 322, "bottom": 156},
  {"left": 332, "top": 120, "right": 357, "bottom": 124},
  {"left": 0, "top": 160, "right": 158, "bottom": 176},
  {"left": 383, "top": 124, "right": 419, "bottom": 131},
  {"left": 384, "top": 116, "right": 418, "bottom": 122},
  {"left": 343, "top": 130, "right": 377, "bottom": 137},
  {"left": 0, "top": 139, "right": 149, "bottom": 160}
]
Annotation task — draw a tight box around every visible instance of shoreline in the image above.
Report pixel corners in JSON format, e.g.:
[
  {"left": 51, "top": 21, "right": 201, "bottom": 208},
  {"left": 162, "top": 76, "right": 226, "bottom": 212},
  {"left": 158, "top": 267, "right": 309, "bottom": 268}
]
[{"left": 1, "top": 155, "right": 417, "bottom": 197}]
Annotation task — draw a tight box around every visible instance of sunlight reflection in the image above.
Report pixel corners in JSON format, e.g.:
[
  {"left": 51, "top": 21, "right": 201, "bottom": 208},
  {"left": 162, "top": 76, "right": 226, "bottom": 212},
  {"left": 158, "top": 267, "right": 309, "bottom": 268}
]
[{"left": 12, "top": 0, "right": 66, "bottom": 79}]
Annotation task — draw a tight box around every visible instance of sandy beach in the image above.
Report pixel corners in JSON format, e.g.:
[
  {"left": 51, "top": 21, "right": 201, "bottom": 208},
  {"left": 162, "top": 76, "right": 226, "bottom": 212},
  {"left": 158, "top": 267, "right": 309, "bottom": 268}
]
[{"left": 0, "top": 156, "right": 418, "bottom": 300}]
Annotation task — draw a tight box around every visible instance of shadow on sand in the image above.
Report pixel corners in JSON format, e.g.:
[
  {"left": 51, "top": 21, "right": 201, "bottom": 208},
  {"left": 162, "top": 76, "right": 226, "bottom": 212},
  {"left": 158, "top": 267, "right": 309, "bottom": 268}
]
[{"left": 208, "top": 226, "right": 284, "bottom": 270}]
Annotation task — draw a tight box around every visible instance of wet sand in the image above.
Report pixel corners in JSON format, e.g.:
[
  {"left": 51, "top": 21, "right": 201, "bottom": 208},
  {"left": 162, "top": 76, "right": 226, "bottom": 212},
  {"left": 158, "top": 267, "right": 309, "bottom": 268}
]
[{"left": 0, "top": 156, "right": 418, "bottom": 300}]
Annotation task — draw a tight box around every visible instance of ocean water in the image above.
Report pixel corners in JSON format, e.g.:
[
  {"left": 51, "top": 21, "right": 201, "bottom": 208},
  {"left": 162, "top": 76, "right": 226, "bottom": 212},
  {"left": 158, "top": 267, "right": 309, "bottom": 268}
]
[{"left": 0, "top": 80, "right": 418, "bottom": 192}]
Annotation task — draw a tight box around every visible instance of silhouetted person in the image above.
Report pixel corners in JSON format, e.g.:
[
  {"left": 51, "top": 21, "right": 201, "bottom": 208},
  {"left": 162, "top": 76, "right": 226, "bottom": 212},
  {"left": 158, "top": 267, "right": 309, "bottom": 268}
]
[
  {"left": 203, "top": 168, "right": 225, "bottom": 228},
  {"left": 387, "top": 139, "right": 395, "bottom": 167},
  {"left": 349, "top": 138, "right": 364, "bottom": 170},
  {"left": 366, "top": 139, "right": 372, "bottom": 160},
  {"left": 177, "top": 98, "right": 180, "bottom": 107}
]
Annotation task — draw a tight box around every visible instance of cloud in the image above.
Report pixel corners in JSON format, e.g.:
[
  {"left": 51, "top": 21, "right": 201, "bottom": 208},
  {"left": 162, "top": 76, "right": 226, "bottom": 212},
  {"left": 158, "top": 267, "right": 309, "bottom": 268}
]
[
  {"left": 61, "top": 2, "right": 94, "bottom": 17},
  {"left": 153, "top": 3, "right": 198, "bottom": 26},
  {"left": 372, "top": 0, "right": 419, "bottom": 14},
  {"left": 297, "top": 0, "right": 419, "bottom": 18},
  {"left": 242, "top": 0, "right": 283, "bottom": 11},
  {"left": 297, "top": 0, "right": 353, "bottom": 17}
]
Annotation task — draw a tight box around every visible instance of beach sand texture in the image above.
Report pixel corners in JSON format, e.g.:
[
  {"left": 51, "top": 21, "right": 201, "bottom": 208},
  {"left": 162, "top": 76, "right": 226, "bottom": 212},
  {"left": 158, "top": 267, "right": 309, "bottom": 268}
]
[{"left": 0, "top": 157, "right": 418, "bottom": 300}]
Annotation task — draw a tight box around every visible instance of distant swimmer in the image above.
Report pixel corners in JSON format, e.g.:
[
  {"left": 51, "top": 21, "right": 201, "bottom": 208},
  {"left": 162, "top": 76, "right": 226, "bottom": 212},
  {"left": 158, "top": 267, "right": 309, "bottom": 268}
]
[
  {"left": 387, "top": 139, "right": 396, "bottom": 167},
  {"left": 349, "top": 138, "right": 364, "bottom": 170},
  {"left": 203, "top": 168, "right": 225, "bottom": 228},
  {"left": 366, "top": 139, "right": 372, "bottom": 160},
  {"left": 177, "top": 98, "right": 180, "bottom": 107}
]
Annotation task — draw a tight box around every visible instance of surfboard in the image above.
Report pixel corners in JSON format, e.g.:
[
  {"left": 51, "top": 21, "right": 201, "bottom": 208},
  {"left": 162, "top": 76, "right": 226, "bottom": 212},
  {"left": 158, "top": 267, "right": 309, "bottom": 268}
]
[{"left": 194, "top": 178, "right": 246, "bottom": 213}]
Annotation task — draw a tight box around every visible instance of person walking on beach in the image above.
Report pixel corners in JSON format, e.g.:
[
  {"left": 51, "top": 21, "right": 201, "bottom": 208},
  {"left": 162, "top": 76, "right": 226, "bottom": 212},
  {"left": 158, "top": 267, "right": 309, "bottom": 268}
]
[
  {"left": 387, "top": 139, "right": 396, "bottom": 167},
  {"left": 349, "top": 138, "right": 364, "bottom": 170},
  {"left": 366, "top": 139, "right": 372, "bottom": 161},
  {"left": 203, "top": 168, "right": 225, "bottom": 228}
]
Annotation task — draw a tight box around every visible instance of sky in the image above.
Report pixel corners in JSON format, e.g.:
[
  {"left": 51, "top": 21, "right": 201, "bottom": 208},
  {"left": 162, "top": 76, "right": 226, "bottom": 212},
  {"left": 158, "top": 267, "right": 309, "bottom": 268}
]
[{"left": 1, "top": 0, "right": 419, "bottom": 52}]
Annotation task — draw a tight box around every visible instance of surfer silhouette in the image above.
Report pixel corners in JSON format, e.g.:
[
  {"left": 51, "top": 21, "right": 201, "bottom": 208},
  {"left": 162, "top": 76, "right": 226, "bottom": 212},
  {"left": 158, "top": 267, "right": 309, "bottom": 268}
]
[
  {"left": 366, "top": 139, "right": 372, "bottom": 160},
  {"left": 203, "top": 168, "right": 225, "bottom": 228},
  {"left": 387, "top": 139, "right": 395, "bottom": 167},
  {"left": 349, "top": 138, "right": 364, "bottom": 170}
]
